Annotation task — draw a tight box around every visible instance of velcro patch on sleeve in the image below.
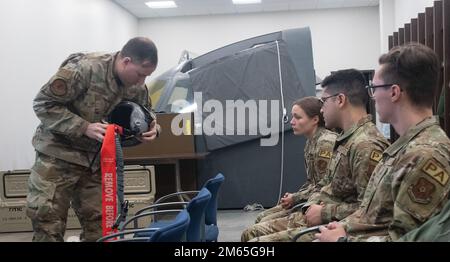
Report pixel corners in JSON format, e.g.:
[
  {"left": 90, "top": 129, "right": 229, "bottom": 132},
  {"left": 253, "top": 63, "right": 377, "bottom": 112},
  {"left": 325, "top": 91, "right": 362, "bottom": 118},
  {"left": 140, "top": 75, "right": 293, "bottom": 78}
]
[
  {"left": 50, "top": 79, "right": 68, "bottom": 97},
  {"left": 316, "top": 159, "right": 329, "bottom": 173},
  {"left": 368, "top": 163, "right": 377, "bottom": 176},
  {"left": 421, "top": 158, "right": 449, "bottom": 186},
  {"left": 370, "top": 150, "right": 383, "bottom": 162},
  {"left": 407, "top": 177, "right": 436, "bottom": 204},
  {"left": 319, "top": 150, "right": 332, "bottom": 159}
]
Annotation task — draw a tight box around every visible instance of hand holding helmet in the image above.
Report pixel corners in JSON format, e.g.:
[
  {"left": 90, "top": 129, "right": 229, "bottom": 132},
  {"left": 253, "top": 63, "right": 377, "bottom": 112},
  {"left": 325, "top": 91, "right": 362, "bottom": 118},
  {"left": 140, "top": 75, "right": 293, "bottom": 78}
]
[
  {"left": 107, "top": 101, "right": 158, "bottom": 147},
  {"left": 136, "top": 118, "right": 159, "bottom": 143}
]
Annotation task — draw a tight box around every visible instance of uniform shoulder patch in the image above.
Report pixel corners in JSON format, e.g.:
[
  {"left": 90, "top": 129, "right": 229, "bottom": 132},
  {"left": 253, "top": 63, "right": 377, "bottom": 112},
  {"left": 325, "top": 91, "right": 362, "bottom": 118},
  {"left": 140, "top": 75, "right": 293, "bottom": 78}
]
[
  {"left": 370, "top": 150, "right": 383, "bottom": 162},
  {"left": 316, "top": 159, "right": 329, "bottom": 174},
  {"left": 407, "top": 177, "right": 436, "bottom": 204},
  {"left": 50, "top": 79, "right": 68, "bottom": 97},
  {"left": 421, "top": 158, "right": 449, "bottom": 186},
  {"left": 368, "top": 163, "right": 377, "bottom": 176},
  {"left": 318, "top": 150, "right": 332, "bottom": 159}
]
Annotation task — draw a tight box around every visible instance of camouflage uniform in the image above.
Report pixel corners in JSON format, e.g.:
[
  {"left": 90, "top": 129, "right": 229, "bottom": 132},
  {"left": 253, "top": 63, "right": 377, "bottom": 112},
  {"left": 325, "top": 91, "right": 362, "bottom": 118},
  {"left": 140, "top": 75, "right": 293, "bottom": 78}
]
[
  {"left": 27, "top": 52, "right": 152, "bottom": 242},
  {"left": 242, "top": 115, "right": 390, "bottom": 242},
  {"left": 398, "top": 192, "right": 450, "bottom": 242},
  {"left": 254, "top": 128, "right": 337, "bottom": 223},
  {"left": 340, "top": 117, "right": 450, "bottom": 241}
]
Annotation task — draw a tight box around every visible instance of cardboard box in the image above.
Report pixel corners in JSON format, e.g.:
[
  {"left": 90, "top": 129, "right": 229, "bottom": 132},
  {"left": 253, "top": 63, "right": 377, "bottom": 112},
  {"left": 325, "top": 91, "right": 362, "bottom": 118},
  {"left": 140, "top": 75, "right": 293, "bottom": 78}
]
[{"left": 0, "top": 165, "right": 156, "bottom": 233}]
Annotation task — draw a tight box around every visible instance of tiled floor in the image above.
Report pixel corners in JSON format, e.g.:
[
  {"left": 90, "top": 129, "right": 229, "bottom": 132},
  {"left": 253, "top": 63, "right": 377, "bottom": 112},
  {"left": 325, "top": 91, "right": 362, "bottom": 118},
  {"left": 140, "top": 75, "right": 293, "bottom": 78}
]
[{"left": 0, "top": 209, "right": 259, "bottom": 242}]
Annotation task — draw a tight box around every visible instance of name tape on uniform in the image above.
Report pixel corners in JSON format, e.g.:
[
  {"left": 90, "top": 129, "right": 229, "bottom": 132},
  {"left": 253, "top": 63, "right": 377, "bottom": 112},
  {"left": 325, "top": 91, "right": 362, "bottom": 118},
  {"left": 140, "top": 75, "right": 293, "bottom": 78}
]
[
  {"left": 319, "top": 150, "right": 332, "bottom": 159},
  {"left": 370, "top": 150, "right": 383, "bottom": 162},
  {"left": 421, "top": 158, "right": 449, "bottom": 186}
]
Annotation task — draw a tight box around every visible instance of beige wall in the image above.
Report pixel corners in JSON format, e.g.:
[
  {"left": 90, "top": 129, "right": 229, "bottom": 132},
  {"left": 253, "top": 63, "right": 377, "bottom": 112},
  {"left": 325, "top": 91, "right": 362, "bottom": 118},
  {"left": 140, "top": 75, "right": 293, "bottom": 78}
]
[
  {"left": 0, "top": 0, "right": 138, "bottom": 170},
  {"left": 139, "top": 6, "right": 381, "bottom": 81}
]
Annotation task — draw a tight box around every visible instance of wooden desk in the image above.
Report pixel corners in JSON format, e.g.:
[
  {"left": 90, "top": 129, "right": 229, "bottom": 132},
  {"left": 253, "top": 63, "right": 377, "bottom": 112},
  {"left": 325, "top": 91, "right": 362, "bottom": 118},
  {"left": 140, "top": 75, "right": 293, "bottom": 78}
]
[
  {"left": 122, "top": 113, "right": 202, "bottom": 200},
  {"left": 124, "top": 153, "right": 209, "bottom": 201}
]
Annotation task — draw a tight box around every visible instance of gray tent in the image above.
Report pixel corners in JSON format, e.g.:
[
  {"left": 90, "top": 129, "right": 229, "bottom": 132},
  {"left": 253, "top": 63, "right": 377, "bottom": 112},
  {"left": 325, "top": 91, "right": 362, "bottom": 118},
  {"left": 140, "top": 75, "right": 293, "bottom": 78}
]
[{"left": 149, "top": 28, "right": 316, "bottom": 208}]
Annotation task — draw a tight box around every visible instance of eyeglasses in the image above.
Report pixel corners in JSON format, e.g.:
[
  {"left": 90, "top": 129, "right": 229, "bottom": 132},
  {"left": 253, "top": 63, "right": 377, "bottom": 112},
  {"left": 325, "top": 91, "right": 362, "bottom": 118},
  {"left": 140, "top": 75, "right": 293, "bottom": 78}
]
[
  {"left": 320, "top": 93, "right": 340, "bottom": 104},
  {"left": 365, "top": 84, "right": 394, "bottom": 97}
]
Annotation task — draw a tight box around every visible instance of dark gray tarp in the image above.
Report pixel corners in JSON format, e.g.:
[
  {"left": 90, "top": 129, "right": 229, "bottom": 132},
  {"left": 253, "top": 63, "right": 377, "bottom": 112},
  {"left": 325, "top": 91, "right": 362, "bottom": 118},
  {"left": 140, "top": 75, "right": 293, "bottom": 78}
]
[
  {"left": 189, "top": 29, "right": 316, "bottom": 208},
  {"left": 196, "top": 132, "right": 306, "bottom": 209},
  {"left": 190, "top": 40, "right": 306, "bottom": 151},
  {"left": 146, "top": 27, "right": 316, "bottom": 208}
]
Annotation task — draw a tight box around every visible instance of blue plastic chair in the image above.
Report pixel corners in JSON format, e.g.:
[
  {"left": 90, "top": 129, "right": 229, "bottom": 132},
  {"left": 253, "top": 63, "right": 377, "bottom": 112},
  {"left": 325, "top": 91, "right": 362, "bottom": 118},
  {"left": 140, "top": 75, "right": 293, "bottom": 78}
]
[
  {"left": 96, "top": 209, "right": 190, "bottom": 242},
  {"left": 202, "top": 173, "right": 225, "bottom": 242},
  {"left": 120, "top": 188, "right": 212, "bottom": 242},
  {"left": 184, "top": 188, "right": 211, "bottom": 241},
  {"left": 132, "top": 173, "right": 225, "bottom": 242}
]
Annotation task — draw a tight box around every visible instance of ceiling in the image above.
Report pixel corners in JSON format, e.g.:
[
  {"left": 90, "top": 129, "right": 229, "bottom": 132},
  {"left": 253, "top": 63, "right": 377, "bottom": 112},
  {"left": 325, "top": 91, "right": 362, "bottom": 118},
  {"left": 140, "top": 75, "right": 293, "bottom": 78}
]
[{"left": 113, "top": 0, "right": 379, "bottom": 18}]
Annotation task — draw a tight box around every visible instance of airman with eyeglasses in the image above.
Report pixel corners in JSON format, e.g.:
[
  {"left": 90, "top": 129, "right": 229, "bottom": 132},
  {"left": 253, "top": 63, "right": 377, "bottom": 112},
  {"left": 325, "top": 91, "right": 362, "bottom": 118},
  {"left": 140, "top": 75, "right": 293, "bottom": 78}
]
[
  {"left": 243, "top": 69, "right": 389, "bottom": 242},
  {"left": 319, "top": 93, "right": 341, "bottom": 104},
  {"left": 316, "top": 43, "right": 450, "bottom": 243}
]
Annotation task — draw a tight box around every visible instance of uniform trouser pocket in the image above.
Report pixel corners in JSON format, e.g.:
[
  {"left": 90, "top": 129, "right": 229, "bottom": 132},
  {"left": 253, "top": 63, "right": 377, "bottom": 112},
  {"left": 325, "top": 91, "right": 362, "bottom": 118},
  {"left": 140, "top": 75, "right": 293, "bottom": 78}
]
[
  {"left": 27, "top": 153, "right": 59, "bottom": 219},
  {"left": 26, "top": 152, "right": 79, "bottom": 241}
]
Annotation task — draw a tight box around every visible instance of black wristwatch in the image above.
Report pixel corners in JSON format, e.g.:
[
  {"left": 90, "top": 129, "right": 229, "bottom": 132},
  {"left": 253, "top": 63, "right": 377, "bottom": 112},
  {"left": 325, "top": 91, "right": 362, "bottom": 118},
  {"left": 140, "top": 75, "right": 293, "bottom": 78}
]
[{"left": 337, "top": 236, "right": 348, "bottom": 242}]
